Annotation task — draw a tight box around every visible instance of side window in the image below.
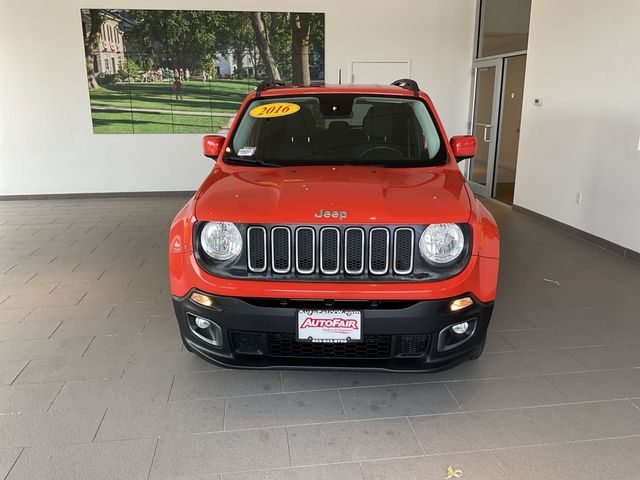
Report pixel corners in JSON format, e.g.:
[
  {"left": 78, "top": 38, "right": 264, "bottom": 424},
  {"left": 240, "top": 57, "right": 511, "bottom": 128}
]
[{"left": 411, "top": 102, "right": 441, "bottom": 159}]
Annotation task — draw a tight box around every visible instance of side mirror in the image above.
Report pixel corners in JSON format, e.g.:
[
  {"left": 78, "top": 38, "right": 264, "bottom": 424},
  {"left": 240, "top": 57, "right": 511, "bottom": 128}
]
[
  {"left": 202, "top": 135, "right": 225, "bottom": 159},
  {"left": 450, "top": 135, "right": 477, "bottom": 162}
]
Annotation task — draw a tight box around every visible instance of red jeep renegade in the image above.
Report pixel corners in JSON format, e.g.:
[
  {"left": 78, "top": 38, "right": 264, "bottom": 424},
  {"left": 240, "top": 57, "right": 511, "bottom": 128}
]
[{"left": 169, "top": 79, "right": 499, "bottom": 372}]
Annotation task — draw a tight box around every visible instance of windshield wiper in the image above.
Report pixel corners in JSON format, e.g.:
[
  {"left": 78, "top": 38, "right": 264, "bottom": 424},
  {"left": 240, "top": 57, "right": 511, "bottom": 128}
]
[{"left": 224, "top": 155, "right": 283, "bottom": 167}]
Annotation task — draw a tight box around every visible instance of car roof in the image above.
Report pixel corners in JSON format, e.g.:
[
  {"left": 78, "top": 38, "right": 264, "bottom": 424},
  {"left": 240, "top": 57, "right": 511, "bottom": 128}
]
[{"left": 253, "top": 83, "right": 424, "bottom": 98}]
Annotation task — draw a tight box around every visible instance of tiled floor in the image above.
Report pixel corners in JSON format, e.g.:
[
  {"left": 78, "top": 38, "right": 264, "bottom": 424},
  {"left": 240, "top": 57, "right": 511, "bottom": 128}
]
[{"left": 1, "top": 196, "right": 639, "bottom": 480}]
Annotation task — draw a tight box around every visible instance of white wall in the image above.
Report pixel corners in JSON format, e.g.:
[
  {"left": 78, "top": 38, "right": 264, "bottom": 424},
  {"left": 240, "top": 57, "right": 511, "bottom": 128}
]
[
  {"left": 0, "top": 0, "right": 475, "bottom": 196},
  {"left": 514, "top": 0, "right": 640, "bottom": 252}
]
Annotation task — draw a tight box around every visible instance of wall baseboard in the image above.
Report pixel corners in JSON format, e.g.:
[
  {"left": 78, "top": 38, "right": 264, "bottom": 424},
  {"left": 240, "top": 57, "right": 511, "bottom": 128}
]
[
  {"left": 512, "top": 204, "right": 640, "bottom": 264},
  {"left": 0, "top": 191, "right": 196, "bottom": 201}
]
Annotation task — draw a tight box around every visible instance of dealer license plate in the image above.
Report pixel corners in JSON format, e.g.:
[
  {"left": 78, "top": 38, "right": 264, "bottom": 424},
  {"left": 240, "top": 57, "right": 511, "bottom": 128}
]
[{"left": 296, "top": 310, "right": 362, "bottom": 343}]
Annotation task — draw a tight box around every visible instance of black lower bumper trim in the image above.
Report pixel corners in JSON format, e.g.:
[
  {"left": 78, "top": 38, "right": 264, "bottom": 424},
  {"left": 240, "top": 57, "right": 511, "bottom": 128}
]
[{"left": 173, "top": 291, "right": 493, "bottom": 373}]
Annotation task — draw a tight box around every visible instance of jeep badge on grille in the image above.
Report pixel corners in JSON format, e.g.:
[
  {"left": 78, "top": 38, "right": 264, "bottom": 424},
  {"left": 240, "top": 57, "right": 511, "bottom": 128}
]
[{"left": 314, "top": 209, "right": 348, "bottom": 220}]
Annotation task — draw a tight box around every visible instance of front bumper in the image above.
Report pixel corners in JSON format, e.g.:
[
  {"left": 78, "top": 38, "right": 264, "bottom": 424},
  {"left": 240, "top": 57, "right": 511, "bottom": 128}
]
[{"left": 173, "top": 291, "right": 493, "bottom": 372}]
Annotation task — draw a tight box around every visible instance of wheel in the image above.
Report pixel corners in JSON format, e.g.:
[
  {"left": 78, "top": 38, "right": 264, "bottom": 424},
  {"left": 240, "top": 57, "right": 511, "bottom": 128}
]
[{"left": 469, "top": 335, "right": 486, "bottom": 360}]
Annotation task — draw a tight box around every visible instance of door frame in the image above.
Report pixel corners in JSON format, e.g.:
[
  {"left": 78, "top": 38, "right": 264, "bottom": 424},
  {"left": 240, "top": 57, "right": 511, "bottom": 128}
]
[
  {"left": 468, "top": 57, "right": 503, "bottom": 197},
  {"left": 349, "top": 59, "right": 412, "bottom": 84}
]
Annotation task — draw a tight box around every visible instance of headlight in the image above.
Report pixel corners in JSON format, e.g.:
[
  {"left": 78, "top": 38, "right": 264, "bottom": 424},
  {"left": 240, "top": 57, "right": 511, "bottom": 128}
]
[
  {"left": 419, "top": 223, "right": 464, "bottom": 264},
  {"left": 200, "top": 222, "right": 243, "bottom": 261}
]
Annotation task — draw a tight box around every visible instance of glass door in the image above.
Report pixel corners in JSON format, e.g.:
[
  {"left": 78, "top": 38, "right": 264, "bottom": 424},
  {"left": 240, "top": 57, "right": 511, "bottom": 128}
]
[
  {"left": 468, "top": 58, "right": 502, "bottom": 197},
  {"left": 494, "top": 54, "right": 526, "bottom": 203}
]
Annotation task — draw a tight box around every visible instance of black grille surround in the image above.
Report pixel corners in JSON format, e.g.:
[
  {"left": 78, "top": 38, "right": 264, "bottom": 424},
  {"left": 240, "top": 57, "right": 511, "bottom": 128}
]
[
  {"left": 194, "top": 222, "right": 472, "bottom": 282},
  {"left": 226, "top": 332, "right": 431, "bottom": 359},
  {"left": 172, "top": 291, "right": 494, "bottom": 372},
  {"left": 268, "top": 333, "right": 393, "bottom": 359}
]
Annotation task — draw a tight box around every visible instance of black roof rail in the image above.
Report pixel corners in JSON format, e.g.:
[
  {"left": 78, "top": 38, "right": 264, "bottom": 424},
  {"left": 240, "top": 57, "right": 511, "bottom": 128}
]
[
  {"left": 255, "top": 79, "right": 286, "bottom": 97},
  {"left": 391, "top": 78, "right": 420, "bottom": 97}
]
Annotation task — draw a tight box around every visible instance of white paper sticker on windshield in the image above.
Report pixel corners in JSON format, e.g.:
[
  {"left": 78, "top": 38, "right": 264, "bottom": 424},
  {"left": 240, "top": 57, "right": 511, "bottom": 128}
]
[{"left": 238, "top": 147, "right": 256, "bottom": 156}]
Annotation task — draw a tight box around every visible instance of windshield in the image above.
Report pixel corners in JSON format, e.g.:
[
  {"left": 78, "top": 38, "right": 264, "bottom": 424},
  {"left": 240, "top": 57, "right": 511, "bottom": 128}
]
[{"left": 228, "top": 94, "right": 447, "bottom": 167}]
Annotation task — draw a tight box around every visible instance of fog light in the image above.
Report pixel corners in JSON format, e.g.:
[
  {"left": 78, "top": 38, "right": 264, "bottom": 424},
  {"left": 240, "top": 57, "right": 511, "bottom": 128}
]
[
  {"left": 190, "top": 292, "right": 215, "bottom": 308},
  {"left": 194, "top": 317, "right": 211, "bottom": 329},
  {"left": 449, "top": 296, "right": 474, "bottom": 312},
  {"left": 451, "top": 321, "right": 469, "bottom": 335}
]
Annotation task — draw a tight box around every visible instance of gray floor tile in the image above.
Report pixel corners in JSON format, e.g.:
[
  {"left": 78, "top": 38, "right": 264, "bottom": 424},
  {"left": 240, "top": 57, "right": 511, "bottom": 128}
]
[
  {"left": 583, "top": 324, "right": 640, "bottom": 346},
  {"left": 83, "top": 333, "right": 183, "bottom": 357},
  {"left": 486, "top": 310, "right": 537, "bottom": 331},
  {"left": 0, "top": 360, "right": 27, "bottom": 385},
  {"left": 499, "top": 327, "right": 601, "bottom": 350},
  {"left": 23, "top": 303, "right": 114, "bottom": 323},
  {"left": 0, "top": 407, "right": 105, "bottom": 448},
  {"left": 361, "top": 451, "right": 505, "bottom": 480},
  {"left": 521, "top": 305, "right": 640, "bottom": 329},
  {"left": 339, "top": 383, "right": 458, "bottom": 420},
  {"left": 221, "top": 463, "right": 364, "bottom": 480},
  {"left": 281, "top": 371, "right": 392, "bottom": 392},
  {"left": 0, "top": 321, "right": 60, "bottom": 340},
  {"left": 0, "top": 292, "right": 84, "bottom": 308},
  {"left": 0, "top": 281, "right": 58, "bottom": 296},
  {"left": 170, "top": 370, "right": 282, "bottom": 401},
  {"left": 6, "top": 438, "right": 156, "bottom": 480},
  {"left": 26, "top": 270, "right": 104, "bottom": 285},
  {"left": 545, "top": 369, "right": 640, "bottom": 402},
  {"left": 0, "top": 448, "right": 22, "bottom": 480},
  {"left": 225, "top": 390, "right": 345, "bottom": 430},
  {"left": 123, "top": 350, "right": 222, "bottom": 378},
  {"left": 482, "top": 332, "right": 516, "bottom": 352},
  {"left": 0, "top": 382, "right": 62, "bottom": 413},
  {"left": 51, "top": 316, "right": 147, "bottom": 339},
  {"left": 51, "top": 376, "right": 173, "bottom": 410},
  {"left": 493, "top": 436, "right": 640, "bottom": 480},
  {"left": 0, "top": 337, "right": 92, "bottom": 362},
  {"left": 0, "top": 308, "right": 32, "bottom": 324},
  {"left": 425, "top": 349, "right": 587, "bottom": 381},
  {"left": 409, "top": 400, "right": 640, "bottom": 454},
  {"left": 150, "top": 428, "right": 290, "bottom": 478},
  {"left": 14, "top": 353, "right": 130, "bottom": 383},
  {"left": 0, "top": 273, "right": 35, "bottom": 284},
  {"left": 141, "top": 314, "right": 181, "bottom": 337},
  {"left": 96, "top": 397, "right": 225, "bottom": 441},
  {"left": 567, "top": 344, "right": 640, "bottom": 370},
  {"left": 107, "top": 300, "right": 173, "bottom": 319},
  {"left": 446, "top": 375, "right": 572, "bottom": 411},
  {"left": 288, "top": 418, "right": 422, "bottom": 466}
]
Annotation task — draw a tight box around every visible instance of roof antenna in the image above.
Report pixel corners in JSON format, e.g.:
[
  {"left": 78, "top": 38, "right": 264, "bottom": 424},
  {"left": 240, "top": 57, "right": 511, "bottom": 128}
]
[{"left": 338, "top": 69, "right": 342, "bottom": 85}]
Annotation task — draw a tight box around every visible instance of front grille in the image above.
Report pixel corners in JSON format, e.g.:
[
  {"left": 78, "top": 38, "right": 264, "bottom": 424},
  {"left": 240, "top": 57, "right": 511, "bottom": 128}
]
[
  {"left": 320, "top": 228, "right": 340, "bottom": 274},
  {"left": 247, "top": 227, "right": 267, "bottom": 272},
  {"left": 268, "top": 333, "right": 392, "bottom": 359},
  {"left": 230, "top": 331, "right": 263, "bottom": 354},
  {"left": 396, "top": 334, "right": 430, "bottom": 357},
  {"left": 393, "top": 228, "right": 414, "bottom": 274},
  {"left": 195, "top": 221, "right": 471, "bottom": 282},
  {"left": 247, "top": 225, "right": 415, "bottom": 279},
  {"left": 369, "top": 228, "right": 390, "bottom": 275},
  {"left": 271, "top": 227, "right": 291, "bottom": 273}
]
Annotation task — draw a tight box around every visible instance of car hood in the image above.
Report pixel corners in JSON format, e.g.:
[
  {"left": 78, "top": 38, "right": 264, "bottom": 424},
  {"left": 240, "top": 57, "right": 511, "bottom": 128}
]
[{"left": 195, "top": 165, "right": 472, "bottom": 225}]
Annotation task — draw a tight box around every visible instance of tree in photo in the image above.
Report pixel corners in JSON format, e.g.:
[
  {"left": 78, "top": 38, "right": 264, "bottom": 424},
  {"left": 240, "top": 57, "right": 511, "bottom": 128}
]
[
  {"left": 82, "top": 9, "right": 104, "bottom": 89},
  {"left": 126, "top": 10, "right": 221, "bottom": 71},
  {"left": 291, "top": 13, "right": 311, "bottom": 85},
  {"left": 215, "top": 12, "right": 255, "bottom": 79},
  {"left": 248, "top": 12, "right": 281, "bottom": 81}
]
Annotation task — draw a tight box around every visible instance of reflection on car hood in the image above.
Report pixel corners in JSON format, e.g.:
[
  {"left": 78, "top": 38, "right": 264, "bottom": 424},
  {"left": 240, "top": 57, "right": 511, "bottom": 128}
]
[{"left": 195, "top": 165, "right": 472, "bottom": 225}]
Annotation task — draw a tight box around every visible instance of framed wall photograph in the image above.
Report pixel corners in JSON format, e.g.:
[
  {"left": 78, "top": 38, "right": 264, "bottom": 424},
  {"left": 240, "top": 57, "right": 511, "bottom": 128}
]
[{"left": 81, "top": 9, "right": 325, "bottom": 134}]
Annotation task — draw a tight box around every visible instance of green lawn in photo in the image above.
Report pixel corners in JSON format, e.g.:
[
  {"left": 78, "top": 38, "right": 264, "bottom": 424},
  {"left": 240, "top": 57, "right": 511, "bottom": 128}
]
[
  {"left": 91, "top": 110, "right": 230, "bottom": 134},
  {"left": 89, "top": 79, "right": 257, "bottom": 134}
]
